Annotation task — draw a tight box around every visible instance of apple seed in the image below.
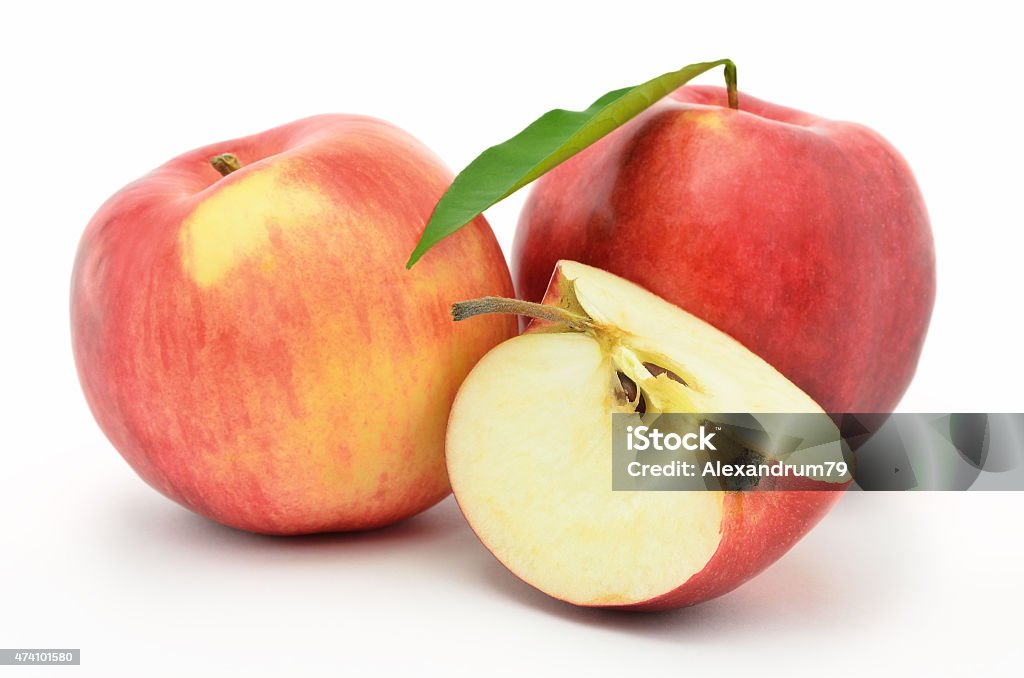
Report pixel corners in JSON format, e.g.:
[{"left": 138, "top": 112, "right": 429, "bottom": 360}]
[
  {"left": 643, "top": 362, "right": 688, "bottom": 387},
  {"left": 617, "top": 372, "right": 638, "bottom": 403}
]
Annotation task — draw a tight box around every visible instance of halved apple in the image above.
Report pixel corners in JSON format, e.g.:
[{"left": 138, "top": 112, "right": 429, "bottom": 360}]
[{"left": 446, "top": 261, "right": 846, "bottom": 610}]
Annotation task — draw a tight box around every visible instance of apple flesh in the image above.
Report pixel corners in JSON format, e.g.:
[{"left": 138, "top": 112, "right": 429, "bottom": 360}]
[
  {"left": 71, "top": 115, "right": 516, "bottom": 534},
  {"left": 513, "top": 86, "right": 935, "bottom": 414},
  {"left": 447, "top": 261, "right": 845, "bottom": 609}
]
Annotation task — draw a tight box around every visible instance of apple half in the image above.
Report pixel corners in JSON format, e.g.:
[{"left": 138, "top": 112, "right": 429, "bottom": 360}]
[{"left": 446, "top": 261, "right": 845, "bottom": 610}]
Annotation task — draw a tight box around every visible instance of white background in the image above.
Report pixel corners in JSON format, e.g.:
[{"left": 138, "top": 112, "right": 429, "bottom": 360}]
[{"left": 2, "top": 1, "right": 1022, "bottom": 675}]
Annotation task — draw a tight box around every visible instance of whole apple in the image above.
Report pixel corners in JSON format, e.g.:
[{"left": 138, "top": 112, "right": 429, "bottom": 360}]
[
  {"left": 72, "top": 115, "right": 516, "bottom": 534},
  {"left": 513, "top": 86, "right": 935, "bottom": 413}
]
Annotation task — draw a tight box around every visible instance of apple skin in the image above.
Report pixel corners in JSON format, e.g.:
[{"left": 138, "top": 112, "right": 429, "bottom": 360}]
[
  {"left": 72, "top": 115, "right": 516, "bottom": 535},
  {"left": 529, "top": 271, "right": 844, "bottom": 610},
  {"left": 631, "top": 489, "right": 843, "bottom": 610},
  {"left": 513, "top": 86, "right": 935, "bottom": 414}
]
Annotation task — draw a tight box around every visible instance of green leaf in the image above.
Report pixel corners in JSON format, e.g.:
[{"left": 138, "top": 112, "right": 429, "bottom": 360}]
[{"left": 406, "top": 58, "right": 737, "bottom": 268}]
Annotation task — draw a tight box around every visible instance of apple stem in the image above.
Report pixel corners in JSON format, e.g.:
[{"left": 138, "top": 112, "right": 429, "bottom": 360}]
[
  {"left": 210, "top": 153, "right": 242, "bottom": 177},
  {"left": 724, "top": 61, "right": 739, "bottom": 110},
  {"left": 452, "top": 296, "right": 592, "bottom": 332}
]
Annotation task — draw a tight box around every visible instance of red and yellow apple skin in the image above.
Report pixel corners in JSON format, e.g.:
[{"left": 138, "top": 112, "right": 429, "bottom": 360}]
[
  {"left": 533, "top": 272, "right": 843, "bottom": 610},
  {"left": 513, "top": 86, "right": 935, "bottom": 414},
  {"left": 71, "top": 115, "right": 516, "bottom": 535}
]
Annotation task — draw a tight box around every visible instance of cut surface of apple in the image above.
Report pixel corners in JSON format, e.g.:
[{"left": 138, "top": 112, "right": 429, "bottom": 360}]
[{"left": 446, "top": 261, "right": 844, "bottom": 609}]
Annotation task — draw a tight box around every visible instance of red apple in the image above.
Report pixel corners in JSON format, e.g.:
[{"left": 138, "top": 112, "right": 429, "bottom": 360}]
[
  {"left": 72, "top": 115, "right": 516, "bottom": 534},
  {"left": 446, "top": 261, "right": 847, "bottom": 609},
  {"left": 513, "top": 86, "right": 935, "bottom": 413}
]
